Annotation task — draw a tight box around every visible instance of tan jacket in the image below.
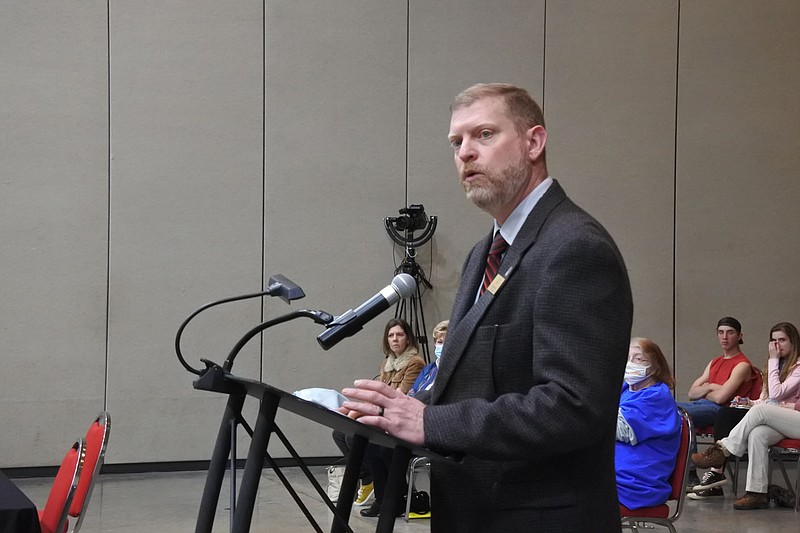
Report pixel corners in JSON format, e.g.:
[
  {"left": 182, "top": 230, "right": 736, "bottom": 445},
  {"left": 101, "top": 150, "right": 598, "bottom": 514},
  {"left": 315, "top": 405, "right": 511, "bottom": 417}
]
[{"left": 379, "top": 347, "right": 425, "bottom": 394}]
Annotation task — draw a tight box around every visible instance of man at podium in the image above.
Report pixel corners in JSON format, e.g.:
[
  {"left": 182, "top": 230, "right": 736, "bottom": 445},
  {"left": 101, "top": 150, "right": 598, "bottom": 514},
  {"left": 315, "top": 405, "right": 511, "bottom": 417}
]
[{"left": 342, "top": 83, "right": 633, "bottom": 533}]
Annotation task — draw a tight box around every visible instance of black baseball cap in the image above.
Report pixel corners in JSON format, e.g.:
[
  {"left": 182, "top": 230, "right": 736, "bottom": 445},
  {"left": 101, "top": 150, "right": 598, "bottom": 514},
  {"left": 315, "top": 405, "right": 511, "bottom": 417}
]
[{"left": 717, "top": 316, "right": 743, "bottom": 344}]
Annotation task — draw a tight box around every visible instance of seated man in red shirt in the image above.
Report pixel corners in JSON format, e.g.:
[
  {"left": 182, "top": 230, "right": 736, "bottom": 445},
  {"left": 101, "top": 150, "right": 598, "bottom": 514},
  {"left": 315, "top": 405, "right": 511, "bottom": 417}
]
[{"left": 678, "top": 317, "right": 756, "bottom": 499}]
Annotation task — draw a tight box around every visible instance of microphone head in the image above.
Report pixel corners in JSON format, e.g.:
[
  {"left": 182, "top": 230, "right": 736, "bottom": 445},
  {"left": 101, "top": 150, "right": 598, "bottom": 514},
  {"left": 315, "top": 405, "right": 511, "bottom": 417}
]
[{"left": 391, "top": 273, "right": 417, "bottom": 298}]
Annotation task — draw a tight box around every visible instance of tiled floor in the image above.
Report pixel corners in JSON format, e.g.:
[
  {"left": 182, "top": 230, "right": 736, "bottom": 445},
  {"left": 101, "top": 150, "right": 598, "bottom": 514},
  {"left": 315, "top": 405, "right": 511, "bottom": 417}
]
[{"left": 11, "top": 466, "right": 800, "bottom": 532}]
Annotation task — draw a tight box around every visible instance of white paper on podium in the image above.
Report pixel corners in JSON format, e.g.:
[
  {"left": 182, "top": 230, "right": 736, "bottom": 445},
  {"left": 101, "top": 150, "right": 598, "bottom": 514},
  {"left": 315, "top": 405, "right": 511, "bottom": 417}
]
[{"left": 293, "top": 387, "right": 348, "bottom": 411}]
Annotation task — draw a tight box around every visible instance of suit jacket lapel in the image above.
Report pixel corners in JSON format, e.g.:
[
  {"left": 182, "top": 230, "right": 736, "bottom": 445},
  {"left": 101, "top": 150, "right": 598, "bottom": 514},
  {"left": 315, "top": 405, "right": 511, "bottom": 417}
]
[
  {"left": 449, "top": 234, "right": 491, "bottom": 327},
  {"left": 431, "top": 181, "right": 568, "bottom": 404}
]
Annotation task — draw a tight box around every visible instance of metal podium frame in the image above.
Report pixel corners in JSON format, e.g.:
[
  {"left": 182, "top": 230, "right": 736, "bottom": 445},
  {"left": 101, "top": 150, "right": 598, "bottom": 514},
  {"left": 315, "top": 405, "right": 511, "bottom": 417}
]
[
  {"left": 175, "top": 275, "right": 448, "bottom": 533},
  {"left": 192, "top": 362, "right": 444, "bottom": 533}
]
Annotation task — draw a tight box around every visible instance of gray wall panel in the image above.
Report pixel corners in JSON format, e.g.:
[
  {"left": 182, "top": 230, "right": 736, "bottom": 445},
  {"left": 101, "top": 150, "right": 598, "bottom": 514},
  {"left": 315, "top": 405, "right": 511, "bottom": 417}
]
[
  {"left": 3, "top": 0, "right": 800, "bottom": 467},
  {"left": 0, "top": 2, "right": 108, "bottom": 466},
  {"left": 106, "top": 1, "right": 264, "bottom": 463},
  {"left": 545, "top": 1, "right": 679, "bottom": 360},
  {"left": 675, "top": 1, "right": 800, "bottom": 397},
  {"left": 261, "top": 0, "right": 409, "bottom": 457},
  {"left": 407, "top": 0, "right": 546, "bottom": 326}
]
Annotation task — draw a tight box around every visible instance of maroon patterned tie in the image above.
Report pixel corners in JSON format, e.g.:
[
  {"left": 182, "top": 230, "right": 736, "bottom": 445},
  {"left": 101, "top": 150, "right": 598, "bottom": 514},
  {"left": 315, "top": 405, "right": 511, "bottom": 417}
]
[{"left": 480, "top": 232, "right": 509, "bottom": 296}]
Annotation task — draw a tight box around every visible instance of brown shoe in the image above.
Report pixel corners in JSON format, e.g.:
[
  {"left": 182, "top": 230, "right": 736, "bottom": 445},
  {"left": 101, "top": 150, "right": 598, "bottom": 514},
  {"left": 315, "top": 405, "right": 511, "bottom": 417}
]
[
  {"left": 733, "top": 491, "right": 768, "bottom": 510},
  {"left": 691, "top": 444, "right": 727, "bottom": 468}
]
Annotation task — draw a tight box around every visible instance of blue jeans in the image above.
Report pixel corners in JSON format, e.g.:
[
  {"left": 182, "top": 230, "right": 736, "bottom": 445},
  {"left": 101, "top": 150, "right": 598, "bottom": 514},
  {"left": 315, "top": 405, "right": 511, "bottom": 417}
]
[
  {"left": 677, "top": 398, "right": 722, "bottom": 456},
  {"left": 677, "top": 398, "right": 722, "bottom": 428}
]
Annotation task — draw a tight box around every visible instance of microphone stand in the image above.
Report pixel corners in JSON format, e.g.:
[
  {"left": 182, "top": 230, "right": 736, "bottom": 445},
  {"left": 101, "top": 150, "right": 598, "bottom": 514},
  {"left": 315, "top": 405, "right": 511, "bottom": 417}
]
[
  {"left": 191, "top": 310, "right": 342, "bottom": 533},
  {"left": 175, "top": 275, "right": 352, "bottom": 533},
  {"left": 175, "top": 273, "right": 309, "bottom": 375},
  {"left": 178, "top": 274, "right": 443, "bottom": 533}
]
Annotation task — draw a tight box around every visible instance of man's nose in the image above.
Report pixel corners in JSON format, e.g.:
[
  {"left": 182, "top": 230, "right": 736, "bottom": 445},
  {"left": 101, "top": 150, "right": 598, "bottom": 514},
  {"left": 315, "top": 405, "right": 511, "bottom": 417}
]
[{"left": 457, "top": 139, "right": 477, "bottom": 162}]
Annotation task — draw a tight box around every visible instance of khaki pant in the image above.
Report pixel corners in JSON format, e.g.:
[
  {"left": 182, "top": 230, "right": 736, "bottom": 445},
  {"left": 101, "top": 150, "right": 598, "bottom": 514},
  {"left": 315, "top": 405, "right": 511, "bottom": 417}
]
[{"left": 720, "top": 404, "right": 800, "bottom": 493}]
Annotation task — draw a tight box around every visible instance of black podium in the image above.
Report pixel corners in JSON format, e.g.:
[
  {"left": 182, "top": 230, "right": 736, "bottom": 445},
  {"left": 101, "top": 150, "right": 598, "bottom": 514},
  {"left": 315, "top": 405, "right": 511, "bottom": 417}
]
[
  {"left": 192, "top": 362, "right": 444, "bottom": 533},
  {"left": 175, "top": 275, "right": 445, "bottom": 532}
]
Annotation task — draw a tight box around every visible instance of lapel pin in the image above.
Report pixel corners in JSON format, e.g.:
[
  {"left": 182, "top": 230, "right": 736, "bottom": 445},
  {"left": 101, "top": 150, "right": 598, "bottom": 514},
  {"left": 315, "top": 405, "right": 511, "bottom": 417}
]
[{"left": 487, "top": 274, "right": 505, "bottom": 295}]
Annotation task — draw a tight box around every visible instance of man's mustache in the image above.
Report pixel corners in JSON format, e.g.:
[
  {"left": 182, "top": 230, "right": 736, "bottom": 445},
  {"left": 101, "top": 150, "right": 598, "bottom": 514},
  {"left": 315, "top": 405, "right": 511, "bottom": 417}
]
[{"left": 460, "top": 164, "right": 489, "bottom": 180}]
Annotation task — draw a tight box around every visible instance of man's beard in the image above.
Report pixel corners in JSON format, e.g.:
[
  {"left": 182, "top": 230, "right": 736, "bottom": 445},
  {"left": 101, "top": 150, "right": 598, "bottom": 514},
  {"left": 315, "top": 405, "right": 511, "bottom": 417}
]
[{"left": 462, "top": 155, "right": 531, "bottom": 214}]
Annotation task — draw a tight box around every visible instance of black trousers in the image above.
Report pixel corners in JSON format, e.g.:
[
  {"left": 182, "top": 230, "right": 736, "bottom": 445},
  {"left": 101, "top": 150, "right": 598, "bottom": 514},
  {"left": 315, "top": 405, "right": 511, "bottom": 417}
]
[
  {"left": 364, "top": 444, "right": 402, "bottom": 504},
  {"left": 713, "top": 406, "right": 749, "bottom": 441},
  {"left": 332, "top": 429, "right": 372, "bottom": 484}
]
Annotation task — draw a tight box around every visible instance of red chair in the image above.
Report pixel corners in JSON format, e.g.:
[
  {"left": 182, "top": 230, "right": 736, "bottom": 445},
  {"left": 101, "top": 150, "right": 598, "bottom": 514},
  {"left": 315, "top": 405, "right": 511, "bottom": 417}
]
[
  {"left": 67, "top": 412, "right": 111, "bottom": 532},
  {"left": 620, "top": 407, "right": 693, "bottom": 533},
  {"left": 748, "top": 368, "right": 764, "bottom": 400},
  {"left": 38, "top": 438, "right": 86, "bottom": 533},
  {"left": 769, "top": 437, "right": 800, "bottom": 511}
]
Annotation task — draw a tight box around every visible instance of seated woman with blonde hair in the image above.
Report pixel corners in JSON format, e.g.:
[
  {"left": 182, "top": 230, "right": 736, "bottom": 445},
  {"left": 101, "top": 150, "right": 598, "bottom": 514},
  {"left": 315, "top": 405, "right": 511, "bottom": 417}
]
[
  {"left": 408, "top": 320, "right": 448, "bottom": 397},
  {"left": 616, "top": 337, "right": 682, "bottom": 511}
]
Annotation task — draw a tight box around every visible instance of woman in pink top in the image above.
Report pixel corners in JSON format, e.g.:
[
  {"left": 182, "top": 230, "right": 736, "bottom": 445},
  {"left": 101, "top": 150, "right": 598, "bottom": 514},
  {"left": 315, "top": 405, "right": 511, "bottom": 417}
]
[
  {"left": 732, "top": 322, "right": 800, "bottom": 407},
  {"left": 692, "top": 322, "right": 800, "bottom": 510}
]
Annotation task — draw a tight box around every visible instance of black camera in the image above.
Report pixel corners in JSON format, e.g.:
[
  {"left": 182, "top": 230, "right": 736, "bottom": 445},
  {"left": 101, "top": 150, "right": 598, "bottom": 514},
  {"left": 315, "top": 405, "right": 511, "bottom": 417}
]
[
  {"left": 384, "top": 203, "right": 437, "bottom": 249},
  {"left": 388, "top": 204, "right": 428, "bottom": 232}
]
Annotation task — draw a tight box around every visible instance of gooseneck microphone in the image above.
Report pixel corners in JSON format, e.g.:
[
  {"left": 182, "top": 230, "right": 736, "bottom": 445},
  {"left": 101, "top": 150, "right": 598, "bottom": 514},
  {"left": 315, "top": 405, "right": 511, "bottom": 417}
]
[{"left": 316, "top": 273, "right": 417, "bottom": 350}]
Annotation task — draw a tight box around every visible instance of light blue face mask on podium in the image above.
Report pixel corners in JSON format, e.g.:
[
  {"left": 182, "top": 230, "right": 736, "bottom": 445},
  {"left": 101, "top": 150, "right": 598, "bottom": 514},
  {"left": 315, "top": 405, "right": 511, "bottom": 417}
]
[{"left": 293, "top": 387, "right": 349, "bottom": 410}]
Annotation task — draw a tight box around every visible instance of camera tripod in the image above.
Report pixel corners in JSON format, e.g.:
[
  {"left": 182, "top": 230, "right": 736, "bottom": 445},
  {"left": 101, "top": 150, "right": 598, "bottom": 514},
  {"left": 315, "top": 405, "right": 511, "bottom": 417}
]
[
  {"left": 384, "top": 204, "right": 437, "bottom": 364},
  {"left": 393, "top": 249, "right": 433, "bottom": 363}
]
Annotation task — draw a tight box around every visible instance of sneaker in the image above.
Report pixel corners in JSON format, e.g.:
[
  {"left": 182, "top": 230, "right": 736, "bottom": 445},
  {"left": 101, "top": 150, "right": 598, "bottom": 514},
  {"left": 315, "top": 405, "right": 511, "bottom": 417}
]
[
  {"left": 353, "top": 482, "right": 374, "bottom": 506},
  {"left": 688, "top": 487, "right": 724, "bottom": 500},
  {"left": 691, "top": 470, "right": 729, "bottom": 492},
  {"left": 359, "top": 500, "right": 380, "bottom": 517},
  {"left": 685, "top": 470, "right": 701, "bottom": 493},
  {"left": 733, "top": 491, "right": 769, "bottom": 510},
  {"left": 691, "top": 443, "right": 728, "bottom": 468}
]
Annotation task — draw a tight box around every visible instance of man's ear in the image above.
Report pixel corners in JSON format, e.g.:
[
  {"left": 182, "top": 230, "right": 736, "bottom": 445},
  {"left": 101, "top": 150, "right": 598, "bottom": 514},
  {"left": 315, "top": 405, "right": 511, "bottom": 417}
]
[{"left": 526, "top": 125, "right": 547, "bottom": 162}]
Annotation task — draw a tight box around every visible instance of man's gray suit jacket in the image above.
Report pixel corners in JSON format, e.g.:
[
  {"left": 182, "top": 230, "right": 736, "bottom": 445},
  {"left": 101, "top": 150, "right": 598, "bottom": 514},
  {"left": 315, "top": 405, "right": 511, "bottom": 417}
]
[{"left": 420, "top": 180, "right": 633, "bottom": 533}]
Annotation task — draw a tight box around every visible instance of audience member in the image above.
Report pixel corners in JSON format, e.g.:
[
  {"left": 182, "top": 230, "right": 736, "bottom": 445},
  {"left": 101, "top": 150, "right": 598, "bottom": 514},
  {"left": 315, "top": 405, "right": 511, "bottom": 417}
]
[
  {"left": 408, "top": 320, "right": 448, "bottom": 398},
  {"left": 616, "top": 338, "right": 682, "bottom": 510},
  {"left": 692, "top": 322, "right": 800, "bottom": 510},
  {"left": 332, "top": 318, "right": 424, "bottom": 508},
  {"left": 397, "top": 320, "right": 448, "bottom": 516},
  {"left": 731, "top": 322, "right": 800, "bottom": 408},
  {"left": 359, "top": 318, "right": 424, "bottom": 517},
  {"left": 679, "top": 317, "right": 757, "bottom": 498}
]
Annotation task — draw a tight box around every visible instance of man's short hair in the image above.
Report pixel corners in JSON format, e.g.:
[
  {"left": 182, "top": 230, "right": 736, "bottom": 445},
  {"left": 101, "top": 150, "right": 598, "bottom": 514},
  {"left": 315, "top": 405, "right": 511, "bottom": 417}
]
[{"left": 452, "top": 83, "right": 546, "bottom": 136}]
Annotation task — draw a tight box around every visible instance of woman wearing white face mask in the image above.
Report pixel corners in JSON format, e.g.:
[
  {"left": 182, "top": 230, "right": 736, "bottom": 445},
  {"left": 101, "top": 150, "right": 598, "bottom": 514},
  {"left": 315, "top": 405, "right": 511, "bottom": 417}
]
[{"left": 616, "top": 337, "right": 682, "bottom": 511}]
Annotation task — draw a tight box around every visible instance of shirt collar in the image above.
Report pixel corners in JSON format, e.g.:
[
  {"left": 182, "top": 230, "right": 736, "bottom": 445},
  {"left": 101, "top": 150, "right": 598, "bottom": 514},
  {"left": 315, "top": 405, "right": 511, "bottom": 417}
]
[{"left": 494, "top": 176, "right": 553, "bottom": 244}]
